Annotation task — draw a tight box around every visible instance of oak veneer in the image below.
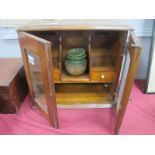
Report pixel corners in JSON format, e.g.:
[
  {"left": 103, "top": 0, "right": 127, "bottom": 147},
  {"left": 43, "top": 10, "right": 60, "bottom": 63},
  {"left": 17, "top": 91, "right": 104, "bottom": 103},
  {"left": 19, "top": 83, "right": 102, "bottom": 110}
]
[
  {"left": 55, "top": 83, "right": 113, "bottom": 105},
  {"left": 17, "top": 20, "right": 142, "bottom": 134}
]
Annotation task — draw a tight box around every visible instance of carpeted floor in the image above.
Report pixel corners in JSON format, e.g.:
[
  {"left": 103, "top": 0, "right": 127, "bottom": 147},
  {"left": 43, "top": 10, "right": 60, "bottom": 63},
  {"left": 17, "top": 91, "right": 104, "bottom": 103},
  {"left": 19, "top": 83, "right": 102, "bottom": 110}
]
[{"left": 0, "top": 80, "right": 155, "bottom": 135}]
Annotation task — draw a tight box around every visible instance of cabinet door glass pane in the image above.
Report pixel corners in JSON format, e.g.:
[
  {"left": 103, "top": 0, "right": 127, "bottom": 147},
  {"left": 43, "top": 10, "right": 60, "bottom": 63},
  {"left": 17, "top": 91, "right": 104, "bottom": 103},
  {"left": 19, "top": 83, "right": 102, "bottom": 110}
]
[
  {"left": 26, "top": 50, "right": 47, "bottom": 110},
  {"left": 116, "top": 52, "right": 130, "bottom": 112}
]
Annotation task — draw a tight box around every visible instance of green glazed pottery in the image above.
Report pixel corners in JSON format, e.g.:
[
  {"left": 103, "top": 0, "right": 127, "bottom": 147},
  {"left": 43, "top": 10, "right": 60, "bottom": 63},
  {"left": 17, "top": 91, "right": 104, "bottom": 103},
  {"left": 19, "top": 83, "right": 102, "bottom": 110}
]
[
  {"left": 65, "top": 48, "right": 86, "bottom": 60},
  {"left": 65, "top": 53, "right": 86, "bottom": 60},
  {"left": 64, "top": 48, "right": 87, "bottom": 76}
]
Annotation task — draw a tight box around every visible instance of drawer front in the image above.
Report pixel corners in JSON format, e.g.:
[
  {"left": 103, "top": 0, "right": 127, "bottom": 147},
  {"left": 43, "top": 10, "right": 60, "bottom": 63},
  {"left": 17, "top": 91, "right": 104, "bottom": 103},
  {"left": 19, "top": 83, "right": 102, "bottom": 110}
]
[{"left": 91, "top": 71, "right": 115, "bottom": 82}]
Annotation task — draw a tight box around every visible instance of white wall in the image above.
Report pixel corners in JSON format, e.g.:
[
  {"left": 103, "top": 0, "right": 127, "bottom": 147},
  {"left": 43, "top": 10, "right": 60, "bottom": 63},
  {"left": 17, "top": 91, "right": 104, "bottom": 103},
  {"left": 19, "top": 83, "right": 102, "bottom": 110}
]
[
  {"left": 146, "top": 21, "right": 155, "bottom": 93},
  {"left": 119, "top": 20, "right": 154, "bottom": 79},
  {"left": 147, "top": 40, "right": 155, "bottom": 92},
  {"left": 0, "top": 39, "right": 21, "bottom": 57},
  {"left": 0, "top": 19, "right": 154, "bottom": 79},
  {"left": 0, "top": 26, "right": 21, "bottom": 57}
]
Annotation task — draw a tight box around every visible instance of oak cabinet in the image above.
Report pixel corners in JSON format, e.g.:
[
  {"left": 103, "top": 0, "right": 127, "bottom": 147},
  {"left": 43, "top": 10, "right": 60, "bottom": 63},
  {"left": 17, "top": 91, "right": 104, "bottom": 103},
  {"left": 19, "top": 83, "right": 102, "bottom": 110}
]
[{"left": 17, "top": 20, "right": 142, "bottom": 134}]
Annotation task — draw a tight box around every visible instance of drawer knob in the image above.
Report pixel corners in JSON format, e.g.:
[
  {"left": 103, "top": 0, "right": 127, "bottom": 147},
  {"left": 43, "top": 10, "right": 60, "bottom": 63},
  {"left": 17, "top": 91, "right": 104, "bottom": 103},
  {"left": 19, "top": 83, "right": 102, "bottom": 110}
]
[{"left": 101, "top": 74, "right": 105, "bottom": 79}]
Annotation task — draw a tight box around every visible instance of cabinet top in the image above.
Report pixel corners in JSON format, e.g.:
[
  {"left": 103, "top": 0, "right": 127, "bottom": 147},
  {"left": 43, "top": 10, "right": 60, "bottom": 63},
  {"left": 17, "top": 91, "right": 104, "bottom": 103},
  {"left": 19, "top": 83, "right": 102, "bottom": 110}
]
[
  {"left": 0, "top": 58, "right": 22, "bottom": 86},
  {"left": 17, "top": 20, "right": 134, "bottom": 31}
]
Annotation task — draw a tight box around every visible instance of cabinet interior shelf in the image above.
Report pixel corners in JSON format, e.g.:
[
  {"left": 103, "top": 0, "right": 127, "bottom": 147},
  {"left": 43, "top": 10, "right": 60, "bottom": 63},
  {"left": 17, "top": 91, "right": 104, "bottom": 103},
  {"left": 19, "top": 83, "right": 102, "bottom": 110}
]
[
  {"left": 61, "top": 71, "right": 89, "bottom": 83},
  {"left": 55, "top": 83, "right": 114, "bottom": 105},
  {"left": 34, "top": 83, "right": 114, "bottom": 107},
  {"left": 29, "top": 30, "right": 124, "bottom": 84}
]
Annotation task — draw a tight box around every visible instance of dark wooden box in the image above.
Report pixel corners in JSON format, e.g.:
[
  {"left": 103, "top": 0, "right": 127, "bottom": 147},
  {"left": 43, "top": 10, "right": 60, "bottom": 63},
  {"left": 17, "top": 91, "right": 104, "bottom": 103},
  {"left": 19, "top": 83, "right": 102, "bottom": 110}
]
[{"left": 0, "top": 58, "right": 28, "bottom": 113}]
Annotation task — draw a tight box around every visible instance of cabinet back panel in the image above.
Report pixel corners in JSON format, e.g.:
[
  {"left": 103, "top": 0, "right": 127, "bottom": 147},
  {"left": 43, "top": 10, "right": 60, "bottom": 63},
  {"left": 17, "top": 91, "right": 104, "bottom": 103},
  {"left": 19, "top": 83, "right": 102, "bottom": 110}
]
[
  {"left": 91, "top": 31, "right": 119, "bottom": 48},
  {"left": 61, "top": 31, "right": 89, "bottom": 49},
  {"left": 27, "top": 30, "right": 127, "bottom": 85},
  {"left": 28, "top": 31, "right": 60, "bottom": 69}
]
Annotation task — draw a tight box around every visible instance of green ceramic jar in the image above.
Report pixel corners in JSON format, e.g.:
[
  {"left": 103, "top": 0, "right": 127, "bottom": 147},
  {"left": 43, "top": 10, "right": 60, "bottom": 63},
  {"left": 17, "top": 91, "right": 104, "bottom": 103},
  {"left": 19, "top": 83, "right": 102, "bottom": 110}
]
[{"left": 64, "top": 48, "right": 87, "bottom": 76}]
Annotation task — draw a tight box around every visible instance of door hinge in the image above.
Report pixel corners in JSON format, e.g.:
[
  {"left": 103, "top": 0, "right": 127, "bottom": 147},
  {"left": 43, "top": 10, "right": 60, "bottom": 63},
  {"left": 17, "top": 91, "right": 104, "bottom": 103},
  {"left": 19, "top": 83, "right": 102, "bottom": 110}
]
[
  {"left": 121, "top": 42, "right": 128, "bottom": 56},
  {"left": 113, "top": 93, "right": 117, "bottom": 104}
]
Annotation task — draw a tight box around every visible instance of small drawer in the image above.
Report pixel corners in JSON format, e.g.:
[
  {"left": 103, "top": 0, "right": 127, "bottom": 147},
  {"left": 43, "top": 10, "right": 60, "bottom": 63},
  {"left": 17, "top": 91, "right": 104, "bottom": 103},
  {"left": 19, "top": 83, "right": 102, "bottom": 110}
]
[{"left": 91, "top": 71, "right": 115, "bottom": 82}]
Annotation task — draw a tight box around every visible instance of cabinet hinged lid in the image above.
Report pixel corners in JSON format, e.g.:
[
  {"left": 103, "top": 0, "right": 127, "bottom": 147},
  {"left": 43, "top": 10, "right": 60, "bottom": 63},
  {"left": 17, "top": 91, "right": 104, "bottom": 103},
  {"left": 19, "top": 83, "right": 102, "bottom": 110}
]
[{"left": 17, "top": 20, "right": 134, "bottom": 31}]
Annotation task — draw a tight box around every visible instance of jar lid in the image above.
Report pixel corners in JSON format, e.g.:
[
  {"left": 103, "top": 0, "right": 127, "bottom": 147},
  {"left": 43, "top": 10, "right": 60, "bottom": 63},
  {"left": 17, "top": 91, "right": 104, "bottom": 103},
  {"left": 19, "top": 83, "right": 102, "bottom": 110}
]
[
  {"left": 65, "top": 52, "right": 86, "bottom": 60},
  {"left": 66, "top": 48, "right": 86, "bottom": 57}
]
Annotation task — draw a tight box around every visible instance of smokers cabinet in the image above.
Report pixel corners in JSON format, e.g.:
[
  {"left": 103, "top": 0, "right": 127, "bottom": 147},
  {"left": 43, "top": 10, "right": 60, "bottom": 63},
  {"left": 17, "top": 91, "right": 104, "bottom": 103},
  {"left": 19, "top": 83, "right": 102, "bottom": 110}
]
[{"left": 17, "top": 20, "right": 142, "bottom": 134}]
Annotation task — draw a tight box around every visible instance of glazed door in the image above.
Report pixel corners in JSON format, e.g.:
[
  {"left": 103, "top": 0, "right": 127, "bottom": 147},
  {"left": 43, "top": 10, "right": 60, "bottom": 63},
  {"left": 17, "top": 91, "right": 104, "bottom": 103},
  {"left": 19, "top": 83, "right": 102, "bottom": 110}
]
[
  {"left": 115, "top": 32, "right": 142, "bottom": 134},
  {"left": 18, "top": 32, "right": 59, "bottom": 128}
]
